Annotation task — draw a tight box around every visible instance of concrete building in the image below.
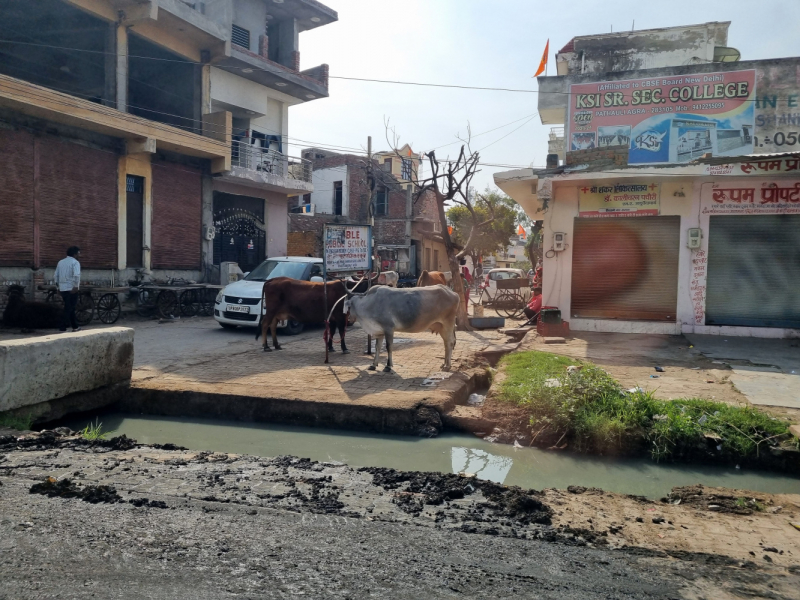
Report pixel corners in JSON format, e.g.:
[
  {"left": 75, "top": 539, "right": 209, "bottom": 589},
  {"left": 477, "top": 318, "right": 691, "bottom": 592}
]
[
  {"left": 495, "top": 24, "right": 800, "bottom": 338},
  {"left": 288, "top": 147, "right": 446, "bottom": 275},
  {"left": 0, "top": 0, "right": 335, "bottom": 298}
]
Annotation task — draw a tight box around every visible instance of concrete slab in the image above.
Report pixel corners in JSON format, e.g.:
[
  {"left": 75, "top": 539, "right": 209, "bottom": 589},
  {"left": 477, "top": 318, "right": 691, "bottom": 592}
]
[
  {"left": 0, "top": 327, "right": 134, "bottom": 412},
  {"left": 686, "top": 334, "right": 800, "bottom": 409},
  {"left": 730, "top": 368, "right": 800, "bottom": 409},
  {"left": 125, "top": 318, "right": 505, "bottom": 434}
]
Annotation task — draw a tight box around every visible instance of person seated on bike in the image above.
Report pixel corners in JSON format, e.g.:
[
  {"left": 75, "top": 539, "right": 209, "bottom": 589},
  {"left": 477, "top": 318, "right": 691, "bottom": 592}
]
[{"left": 523, "top": 286, "right": 543, "bottom": 321}]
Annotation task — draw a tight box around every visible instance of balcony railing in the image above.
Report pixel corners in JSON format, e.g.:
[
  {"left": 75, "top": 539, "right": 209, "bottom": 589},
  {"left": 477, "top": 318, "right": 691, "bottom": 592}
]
[{"left": 231, "top": 141, "right": 312, "bottom": 183}]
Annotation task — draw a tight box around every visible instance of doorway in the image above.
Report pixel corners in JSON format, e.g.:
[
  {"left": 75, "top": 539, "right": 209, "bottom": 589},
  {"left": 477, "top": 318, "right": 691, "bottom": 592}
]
[
  {"left": 212, "top": 193, "right": 266, "bottom": 273},
  {"left": 126, "top": 175, "right": 144, "bottom": 268}
]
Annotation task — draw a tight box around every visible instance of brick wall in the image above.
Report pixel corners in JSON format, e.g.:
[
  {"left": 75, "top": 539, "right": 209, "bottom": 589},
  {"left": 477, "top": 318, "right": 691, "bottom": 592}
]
[
  {"left": 374, "top": 219, "right": 406, "bottom": 245},
  {"left": 565, "top": 145, "right": 629, "bottom": 168},
  {"left": 287, "top": 231, "right": 319, "bottom": 257}
]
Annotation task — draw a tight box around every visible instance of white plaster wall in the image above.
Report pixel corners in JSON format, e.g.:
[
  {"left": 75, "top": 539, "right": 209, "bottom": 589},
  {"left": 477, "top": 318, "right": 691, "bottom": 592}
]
[
  {"left": 543, "top": 176, "right": 800, "bottom": 338},
  {"left": 266, "top": 199, "right": 288, "bottom": 257},
  {"left": 210, "top": 67, "right": 268, "bottom": 116},
  {"left": 543, "top": 180, "right": 694, "bottom": 335},
  {"left": 311, "top": 166, "right": 349, "bottom": 216}
]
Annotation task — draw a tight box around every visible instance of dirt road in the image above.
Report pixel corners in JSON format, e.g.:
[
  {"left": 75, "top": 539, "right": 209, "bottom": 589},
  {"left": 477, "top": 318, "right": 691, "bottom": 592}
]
[{"left": 1, "top": 432, "right": 797, "bottom": 599}]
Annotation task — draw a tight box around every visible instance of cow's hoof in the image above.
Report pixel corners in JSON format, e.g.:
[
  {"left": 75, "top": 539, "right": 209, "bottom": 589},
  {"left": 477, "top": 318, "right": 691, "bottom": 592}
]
[
  {"left": 440, "top": 365, "right": 451, "bottom": 371},
  {"left": 328, "top": 347, "right": 335, "bottom": 353},
  {"left": 263, "top": 347, "right": 272, "bottom": 352},
  {"left": 341, "top": 349, "right": 350, "bottom": 354},
  {"left": 367, "top": 365, "right": 376, "bottom": 371},
  {"left": 275, "top": 346, "right": 283, "bottom": 351},
  {"left": 383, "top": 366, "right": 392, "bottom": 373}
]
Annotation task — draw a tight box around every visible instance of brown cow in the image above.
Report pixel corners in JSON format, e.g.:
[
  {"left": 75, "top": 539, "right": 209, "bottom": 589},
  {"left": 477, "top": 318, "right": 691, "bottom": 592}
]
[
  {"left": 416, "top": 270, "right": 448, "bottom": 287},
  {"left": 255, "top": 277, "right": 363, "bottom": 353}
]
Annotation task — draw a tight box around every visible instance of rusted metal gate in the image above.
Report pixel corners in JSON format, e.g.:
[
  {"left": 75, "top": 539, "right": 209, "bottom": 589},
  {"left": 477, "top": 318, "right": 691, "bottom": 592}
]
[
  {"left": 151, "top": 161, "right": 202, "bottom": 270},
  {"left": 570, "top": 216, "right": 680, "bottom": 321}
]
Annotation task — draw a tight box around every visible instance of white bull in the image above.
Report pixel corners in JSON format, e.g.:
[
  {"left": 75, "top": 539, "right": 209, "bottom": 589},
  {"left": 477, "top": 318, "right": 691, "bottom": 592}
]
[
  {"left": 344, "top": 284, "right": 460, "bottom": 372},
  {"left": 376, "top": 270, "right": 399, "bottom": 287}
]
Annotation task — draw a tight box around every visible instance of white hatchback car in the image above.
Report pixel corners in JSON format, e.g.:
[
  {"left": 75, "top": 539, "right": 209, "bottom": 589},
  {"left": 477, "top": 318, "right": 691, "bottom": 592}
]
[
  {"left": 214, "top": 256, "right": 324, "bottom": 334},
  {"left": 478, "top": 268, "right": 532, "bottom": 304}
]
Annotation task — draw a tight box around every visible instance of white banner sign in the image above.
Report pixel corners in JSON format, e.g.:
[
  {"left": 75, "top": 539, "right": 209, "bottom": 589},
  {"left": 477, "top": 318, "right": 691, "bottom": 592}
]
[{"left": 324, "top": 224, "right": 372, "bottom": 273}]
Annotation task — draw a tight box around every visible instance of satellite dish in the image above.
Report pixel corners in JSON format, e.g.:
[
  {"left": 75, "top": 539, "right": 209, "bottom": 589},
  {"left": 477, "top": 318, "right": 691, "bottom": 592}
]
[{"left": 713, "top": 46, "right": 741, "bottom": 63}]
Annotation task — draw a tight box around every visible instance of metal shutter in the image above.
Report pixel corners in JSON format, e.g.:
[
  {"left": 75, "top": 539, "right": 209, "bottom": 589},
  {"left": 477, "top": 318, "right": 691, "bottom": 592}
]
[
  {"left": 38, "top": 139, "right": 118, "bottom": 268},
  {"left": 706, "top": 215, "right": 800, "bottom": 328},
  {"left": 0, "top": 128, "right": 34, "bottom": 266},
  {"left": 571, "top": 216, "right": 680, "bottom": 321},
  {"left": 151, "top": 161, "right": 202, "bottom": 270}
]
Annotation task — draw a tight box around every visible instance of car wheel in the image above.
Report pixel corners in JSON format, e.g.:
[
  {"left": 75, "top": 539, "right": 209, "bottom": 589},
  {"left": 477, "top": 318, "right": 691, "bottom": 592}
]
[
  {"left": 219, "top": 322, "right": 237, "bottom": 329},
  {"left": 283, "top": 320, "right": 304, "bottom": 335}
]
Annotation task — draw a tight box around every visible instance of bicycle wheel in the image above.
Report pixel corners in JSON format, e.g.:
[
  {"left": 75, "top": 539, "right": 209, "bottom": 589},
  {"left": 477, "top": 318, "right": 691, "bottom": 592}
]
[
  {"left": 136, "top": 289, "right": 157, "bottom": 317},
  {"left": 495, "top": 291, "right": 522, "bottom": 319},
  {"left": 179, "top": 289, "right": 200, "bottom": 317},
  {"left": 75, "top": 294, "right": 94, "bottom": 326},
  {"left": 46, "top": 290, "right": 63, "bottom": 306},
  {"left": 96, "top": 293, "right": 121, "bottom": 324},
  {"left": 156, "top": 290, "right": 179, "bottom": 318},
  {"left": 198, "top": 288, "right": 217, "bottom": 317}
]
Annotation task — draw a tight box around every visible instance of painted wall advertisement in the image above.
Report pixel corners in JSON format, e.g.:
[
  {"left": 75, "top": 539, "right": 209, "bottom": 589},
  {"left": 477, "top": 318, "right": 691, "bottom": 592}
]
[
  {"left": 579, "top": 182, "right": 660, "bottom": 217},
  {"left": 324, "top": 224, "right": 372, "bottom": 273},
  {"left": 567, "top": 69, "right": 756, "bottom": 165}
]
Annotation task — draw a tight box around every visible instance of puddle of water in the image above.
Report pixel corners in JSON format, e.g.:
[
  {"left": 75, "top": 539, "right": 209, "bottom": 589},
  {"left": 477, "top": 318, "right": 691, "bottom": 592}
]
[{"left": 64, "top": 413, "right": 800, "bottom": 499}]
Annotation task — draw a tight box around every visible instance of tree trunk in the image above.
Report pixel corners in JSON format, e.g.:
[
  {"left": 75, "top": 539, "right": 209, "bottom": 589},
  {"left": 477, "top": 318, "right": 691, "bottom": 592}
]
[{"left": 435, "top": 196, "right": 471, "bottom": 330}]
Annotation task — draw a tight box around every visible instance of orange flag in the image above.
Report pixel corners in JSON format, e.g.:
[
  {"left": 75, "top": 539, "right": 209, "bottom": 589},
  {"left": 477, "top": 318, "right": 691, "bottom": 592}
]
[
  {"left": 534, "top": 39, "right": 549, "bottom": 77},
  {"left": 518, "top": 225, "right": 526, "bottom": 239}
]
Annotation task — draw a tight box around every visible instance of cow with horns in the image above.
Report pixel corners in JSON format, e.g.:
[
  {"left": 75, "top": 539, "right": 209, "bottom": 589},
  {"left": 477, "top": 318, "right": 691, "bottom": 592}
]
[
  {"left": 255, "top": 277, "right": 369, "bottom": 353},
  {"left": 343, "top": 284, "right": 460, "bottom": 372}
]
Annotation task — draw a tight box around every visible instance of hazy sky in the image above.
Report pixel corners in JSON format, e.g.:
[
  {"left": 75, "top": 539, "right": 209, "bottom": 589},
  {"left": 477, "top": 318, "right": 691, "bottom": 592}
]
[{"left": 289, "top": 0, "right": 800, "bottom": 192}]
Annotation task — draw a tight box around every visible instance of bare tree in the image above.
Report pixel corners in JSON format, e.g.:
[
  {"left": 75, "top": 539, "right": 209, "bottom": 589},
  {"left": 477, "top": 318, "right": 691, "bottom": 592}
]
[{"left": 386, "top": 121, "right": 493, "bottom": 330}]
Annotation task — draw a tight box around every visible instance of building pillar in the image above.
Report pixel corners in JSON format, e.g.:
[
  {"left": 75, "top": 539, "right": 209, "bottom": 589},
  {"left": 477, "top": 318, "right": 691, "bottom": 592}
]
[
  {"left": 277, "top": 18, "right": 299, "bottom": 69},
  {"left": 405, "top": 184, "right": 412, "bottom": 244},
  {"left": 116, "top": 24, "right": 128, "bottom": 112},
  {"left": 202, "top": 176, "right": 215, "bottom": 282},
  {"left": 104, "top": 24, "right": 117, "bottom": 108}
]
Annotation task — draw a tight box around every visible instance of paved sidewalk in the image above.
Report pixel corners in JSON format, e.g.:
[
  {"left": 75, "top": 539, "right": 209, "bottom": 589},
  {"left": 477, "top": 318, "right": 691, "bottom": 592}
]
[{"left": 131, "top": 318, "right": 505, "bottom": 412}]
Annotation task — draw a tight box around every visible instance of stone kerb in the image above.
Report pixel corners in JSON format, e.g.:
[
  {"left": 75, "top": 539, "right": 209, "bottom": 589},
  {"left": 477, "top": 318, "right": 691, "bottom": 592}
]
[{"left": 0, "top": 327, "right": 134, "bottom": 412}]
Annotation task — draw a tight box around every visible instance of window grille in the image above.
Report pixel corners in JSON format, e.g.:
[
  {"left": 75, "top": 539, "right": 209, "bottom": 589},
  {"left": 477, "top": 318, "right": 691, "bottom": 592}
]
[
  {"left": 401, "top": 159, "right": 412, "bottom": 180},
  {"left": 126, "top": 175, "right": 143, "bottom": 193},
  {"left": 232, "top": 25, "right": 251, "bottom": 49},
  {"left": 376, "top": 187, "right": 388, "bottom": 215}
]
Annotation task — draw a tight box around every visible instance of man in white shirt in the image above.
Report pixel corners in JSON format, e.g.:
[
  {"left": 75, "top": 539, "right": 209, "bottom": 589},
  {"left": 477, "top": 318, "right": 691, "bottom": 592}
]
[{"left": 54, "top": 246, "right": 82, "bottom": 332}]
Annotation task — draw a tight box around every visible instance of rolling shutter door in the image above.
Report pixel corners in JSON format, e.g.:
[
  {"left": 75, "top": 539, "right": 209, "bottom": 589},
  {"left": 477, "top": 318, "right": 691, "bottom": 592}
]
[
  {"left": 571, "top": 216, "right": 680, "bottom": 321},
  {"left": 38, "top": 139, "right": 118, "bottom": 268},
  {"left": 0, "top": 128, "right": 34, "bottom": 266},
  {"left": 706, "top": 215, "right": 800, "bottom": 328},
  {"left": 151, "top": 161, "right": 202, "bottom": 270}
]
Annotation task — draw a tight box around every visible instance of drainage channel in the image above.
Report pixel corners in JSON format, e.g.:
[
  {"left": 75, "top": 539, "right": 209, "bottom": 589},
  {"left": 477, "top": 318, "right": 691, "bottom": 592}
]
[{"left": 60, "top": 411, "right": 800, "bottom": 500}]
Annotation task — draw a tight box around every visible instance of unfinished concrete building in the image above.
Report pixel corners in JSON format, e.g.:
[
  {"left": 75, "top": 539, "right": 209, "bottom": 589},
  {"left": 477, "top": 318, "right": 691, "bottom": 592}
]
[{"left": 0, "top": 0, "right": 336, "bottom": 298}]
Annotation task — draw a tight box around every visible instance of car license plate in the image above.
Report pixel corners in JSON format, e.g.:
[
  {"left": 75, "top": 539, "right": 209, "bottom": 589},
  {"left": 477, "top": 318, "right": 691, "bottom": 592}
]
[{"left": 227, "top": 305, "right": 250, "bottom": 314}]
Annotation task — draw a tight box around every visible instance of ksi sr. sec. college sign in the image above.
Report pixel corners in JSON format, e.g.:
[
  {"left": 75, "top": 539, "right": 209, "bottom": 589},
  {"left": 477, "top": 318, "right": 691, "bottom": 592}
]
[{"left": 567, "top": 69, "right": 756, "bottom": 165}]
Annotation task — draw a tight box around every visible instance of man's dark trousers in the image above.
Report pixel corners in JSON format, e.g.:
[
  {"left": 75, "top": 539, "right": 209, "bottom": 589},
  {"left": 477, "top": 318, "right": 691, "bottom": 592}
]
[{"left": 59, "top": 291, "right": 78, "bottom": 331}]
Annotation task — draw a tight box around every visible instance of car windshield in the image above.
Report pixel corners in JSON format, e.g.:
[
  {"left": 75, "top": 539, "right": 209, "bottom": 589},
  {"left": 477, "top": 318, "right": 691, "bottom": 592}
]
[{"left": 245, "top": 260, "right": 308, "bottom": 282}]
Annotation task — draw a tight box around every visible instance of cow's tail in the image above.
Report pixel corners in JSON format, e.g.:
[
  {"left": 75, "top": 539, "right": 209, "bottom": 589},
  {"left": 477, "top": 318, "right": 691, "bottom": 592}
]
[{"left": 255, "top": 282, "right": 267, "bottom": 340}]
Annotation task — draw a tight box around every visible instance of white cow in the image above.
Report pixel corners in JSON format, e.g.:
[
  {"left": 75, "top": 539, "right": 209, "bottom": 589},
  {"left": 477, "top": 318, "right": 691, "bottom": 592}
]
[{"left": 344, "top": 285, "right": 460, "bottom": 372}]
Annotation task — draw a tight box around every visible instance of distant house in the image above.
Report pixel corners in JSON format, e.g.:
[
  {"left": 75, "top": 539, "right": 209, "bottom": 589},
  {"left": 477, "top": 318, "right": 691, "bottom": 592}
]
[{"left": 288, "top": 147, "right": 447, "bottom": 275}]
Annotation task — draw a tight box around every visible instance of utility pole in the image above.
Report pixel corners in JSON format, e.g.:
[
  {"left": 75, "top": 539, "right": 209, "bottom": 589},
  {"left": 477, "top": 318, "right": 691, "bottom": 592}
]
[{"left": 365, "top": 135, "right": 375, "bottom": 355}]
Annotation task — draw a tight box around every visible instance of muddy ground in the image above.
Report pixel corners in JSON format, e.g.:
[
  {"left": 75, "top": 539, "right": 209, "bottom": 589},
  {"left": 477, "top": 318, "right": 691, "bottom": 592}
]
[{"left": 0, "top": 431, "right": 798, "bottom": 599}]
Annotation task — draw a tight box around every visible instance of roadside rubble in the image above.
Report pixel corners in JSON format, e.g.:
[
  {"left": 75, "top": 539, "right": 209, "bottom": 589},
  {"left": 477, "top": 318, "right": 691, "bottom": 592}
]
[{"left": 1, "top": 429, "right": 798, "bottom": 599}]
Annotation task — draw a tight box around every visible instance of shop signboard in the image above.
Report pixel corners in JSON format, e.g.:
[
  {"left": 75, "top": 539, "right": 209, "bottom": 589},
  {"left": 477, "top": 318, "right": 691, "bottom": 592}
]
[
  {"left": 567, "top": 69, "right": 756, "bottom": 165},
  {"left": 579, "top": 182, "right": 660, "bottom": 217},
  {"left": 702, "top": 181, "right": 800, "bottom": 215},
  {"left": 323, "top": 224, "right": 372, "bottom": 274}
]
